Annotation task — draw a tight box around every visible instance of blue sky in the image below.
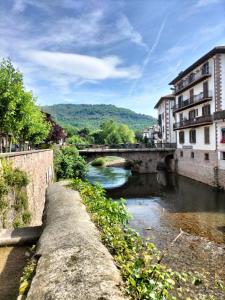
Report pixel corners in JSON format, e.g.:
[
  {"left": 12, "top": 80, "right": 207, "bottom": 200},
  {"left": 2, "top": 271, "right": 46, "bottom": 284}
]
[{"left": 0, "top": 0, "right": 225, "bottom": 117}]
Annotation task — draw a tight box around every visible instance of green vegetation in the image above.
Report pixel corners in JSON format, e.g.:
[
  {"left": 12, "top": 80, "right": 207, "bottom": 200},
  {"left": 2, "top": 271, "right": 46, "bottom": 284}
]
[
  {"left": 0, "top": 58, "right": 50, "bottom": 151},
  {"left": 98, "top": 120, "right": 135, "bottom": 144},
  {"left": 70, "top": 179, "right": 223, "bottom": 300},
  {"left": 70, "top": 179, "right": 179, "bottom": 299},
  {"left": 64, "top": 120, "right": 136, "bottom": 146},
  {"left": 19, "top": 247, "right": 37, "bottom": 296},
  {"left": 91, "top": 158, "right": 106, "bottom": 167},
  {"left": 53, "top": 145, "right": 87, "bottom": 180},
  {"left": 0, "top": 159, "right": 31, "bottom": 228},
  {"left": 41, "top": 104, "right": 156, "bottom": 131}
]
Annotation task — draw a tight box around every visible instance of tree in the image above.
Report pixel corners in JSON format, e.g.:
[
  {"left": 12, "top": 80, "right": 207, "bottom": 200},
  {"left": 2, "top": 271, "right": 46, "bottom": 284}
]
[
  {"left": 0, "top": 58, "right": 50, "bottom": 151},
  {"left": 54, "top": 146, "right": 87, "bottom": 180},
  {"left": 99, "top": 120, "right": 135, "bottom": 145}
]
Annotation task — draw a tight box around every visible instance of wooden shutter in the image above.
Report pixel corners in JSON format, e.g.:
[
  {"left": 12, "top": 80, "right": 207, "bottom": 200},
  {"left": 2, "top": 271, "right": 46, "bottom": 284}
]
[
  {"left": 204, "top": 127, "right": 210, "bottom": 144},
  {"left": 203, "top": 81, "right": 208, "bottom": 98}
]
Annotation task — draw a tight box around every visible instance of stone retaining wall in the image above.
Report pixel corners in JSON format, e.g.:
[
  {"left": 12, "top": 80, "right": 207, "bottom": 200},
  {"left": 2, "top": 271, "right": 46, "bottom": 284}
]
[
  {"left": 0, "top": 150, "right": 53, "bottom": 228},
  {"left": 175, "top": 149, "right": 225, "bottom": 189},
  {"left": 27, "top": 182, "right": 127, "bottom": 300}
]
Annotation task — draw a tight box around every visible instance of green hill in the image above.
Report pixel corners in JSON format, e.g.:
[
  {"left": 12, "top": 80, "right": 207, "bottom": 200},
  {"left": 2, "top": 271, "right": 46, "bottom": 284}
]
[{"left": 41, "top": 104, "right": 156, "bottom": 131}]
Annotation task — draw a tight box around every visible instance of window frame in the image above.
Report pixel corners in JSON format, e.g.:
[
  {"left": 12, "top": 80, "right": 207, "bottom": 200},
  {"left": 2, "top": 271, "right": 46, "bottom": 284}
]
[{"left": 189, "top": 129, "right": 196, "bottom": 144}]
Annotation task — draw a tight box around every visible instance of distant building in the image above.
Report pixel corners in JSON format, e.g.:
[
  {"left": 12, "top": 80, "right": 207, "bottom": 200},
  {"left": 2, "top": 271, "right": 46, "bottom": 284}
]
[
  {"left": 169, "top": 46, "right": 225, "bottom": 188},
  {"left": 154, "top": 94, "right": 176, "bottom": 143}
]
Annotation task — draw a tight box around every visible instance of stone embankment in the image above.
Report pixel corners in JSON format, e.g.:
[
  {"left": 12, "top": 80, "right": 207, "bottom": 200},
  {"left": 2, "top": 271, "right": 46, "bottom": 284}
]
[
  {"left": 27, "top": 182, "right": 127, "bottom": 300},
  {"left": 0, "top": 150, "right": 54, "bottom": 228}
]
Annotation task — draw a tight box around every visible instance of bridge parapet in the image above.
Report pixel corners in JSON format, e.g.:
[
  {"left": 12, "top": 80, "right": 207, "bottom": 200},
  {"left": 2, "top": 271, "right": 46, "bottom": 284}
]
[
  {"left": 79, "top": 147, "right": 176, "bottom": 174},
  {"left": 75, "top": 142, "right": 176, "bottom": 150}
]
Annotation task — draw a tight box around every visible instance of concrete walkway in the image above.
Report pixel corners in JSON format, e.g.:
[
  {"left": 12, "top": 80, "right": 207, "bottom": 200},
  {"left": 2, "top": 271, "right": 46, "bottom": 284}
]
[{"left": 27, "top": 182, "right": 127, "bottom": 300}]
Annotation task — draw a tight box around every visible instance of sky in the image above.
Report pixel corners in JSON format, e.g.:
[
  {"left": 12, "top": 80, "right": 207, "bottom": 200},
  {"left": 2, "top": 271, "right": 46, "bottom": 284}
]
[{"left": 0, "top": 0, "right": 225, "bottom": 117}]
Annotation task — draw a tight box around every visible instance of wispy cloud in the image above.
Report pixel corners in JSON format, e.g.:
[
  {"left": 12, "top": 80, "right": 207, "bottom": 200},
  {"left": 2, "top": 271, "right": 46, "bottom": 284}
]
[
  {"left": 195, "top": 0, "right": 223, "bottom": 7},
  {"left": 24, "top": 50, "right": 141, "bottom": 80},
  {"left": 128, "top": 15, "right": 167, "bottom": 96}
]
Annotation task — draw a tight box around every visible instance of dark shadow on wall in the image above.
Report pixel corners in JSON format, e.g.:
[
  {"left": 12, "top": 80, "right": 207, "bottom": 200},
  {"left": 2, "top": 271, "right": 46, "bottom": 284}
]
[{"left": 0, "top": 246, "right": 28, "bottom": 300}]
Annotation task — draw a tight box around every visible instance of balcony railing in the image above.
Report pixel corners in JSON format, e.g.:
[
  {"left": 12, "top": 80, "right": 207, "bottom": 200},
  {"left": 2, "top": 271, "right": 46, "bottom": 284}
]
[
  {"left": 214, "top": 110, "right": 225, "bottom": 121},
  {"left": 175, "top": 67, "right": 211, "bottom": 94},
  {"left": 173, "top": 115, "right": 213, "bottom": 130},
  {"left": 173, "top": 91, "right": 212, "bottom": 113}
]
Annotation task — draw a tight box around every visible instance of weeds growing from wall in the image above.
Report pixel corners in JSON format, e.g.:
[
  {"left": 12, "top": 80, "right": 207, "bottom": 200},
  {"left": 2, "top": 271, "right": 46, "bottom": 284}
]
[{"left": 0, "top": 159, "right": 31, "bottom": 228}]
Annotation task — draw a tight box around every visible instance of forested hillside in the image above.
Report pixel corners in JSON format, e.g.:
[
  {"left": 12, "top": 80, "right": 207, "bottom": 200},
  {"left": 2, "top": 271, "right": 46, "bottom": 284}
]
[{"left": 41, "top": 104, "right": 156, "bottom": 131}]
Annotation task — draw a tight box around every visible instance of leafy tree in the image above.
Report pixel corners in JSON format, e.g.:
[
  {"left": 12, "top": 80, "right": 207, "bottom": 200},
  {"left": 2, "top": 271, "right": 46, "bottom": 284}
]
[
  {"left": 0, "top": 58, "right": 50, "bottom": 151},
  {"left": 54, "top": 146, "right": 87, "bottom": 180},
  {"left": 63, "top": 124, "right": 78, "bottom": 138},
  {"left": 67, "top": 135, "right": 86, "bottom": 145},
  {"left": 99, "top": 120, "right": 135, "bottom": 145}
]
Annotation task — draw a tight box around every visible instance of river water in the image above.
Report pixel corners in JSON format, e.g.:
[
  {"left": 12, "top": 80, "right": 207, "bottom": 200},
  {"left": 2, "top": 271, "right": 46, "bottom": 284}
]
[{"left": 87, "top": 166, "right": 225, "bottom": 297}]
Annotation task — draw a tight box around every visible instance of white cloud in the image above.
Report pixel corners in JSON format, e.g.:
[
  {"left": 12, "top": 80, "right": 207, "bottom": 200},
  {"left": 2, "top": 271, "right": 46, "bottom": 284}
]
[
  {"left": 24, "top": 50, "right": 141, "bottom": 81},
  {"left": 195, "top": 0, "right": 223, "bottom": 7}
]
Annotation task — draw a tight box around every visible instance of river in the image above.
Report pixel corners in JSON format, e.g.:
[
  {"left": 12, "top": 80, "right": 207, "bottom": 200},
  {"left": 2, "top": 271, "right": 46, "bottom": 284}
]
[{"left": 87, "top": 165, "right": 225, "bottom": 298}]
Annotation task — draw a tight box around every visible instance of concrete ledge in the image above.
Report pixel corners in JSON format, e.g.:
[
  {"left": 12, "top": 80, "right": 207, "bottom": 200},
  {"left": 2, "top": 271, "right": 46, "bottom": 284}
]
[
  {"left": 0, "top": 226, "right": 42, "bottom": 246},
  {"left": 27, "top": 182, "right": 127, "bottom": 300},
  {"left": 0, "top": 149, "right": 52, "bottom": 158}
]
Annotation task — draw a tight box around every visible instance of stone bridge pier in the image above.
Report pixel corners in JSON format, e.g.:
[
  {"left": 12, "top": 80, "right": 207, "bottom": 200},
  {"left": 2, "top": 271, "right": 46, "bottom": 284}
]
[{"left": 79, "top": 148, "right": 175, "bottom": 173}]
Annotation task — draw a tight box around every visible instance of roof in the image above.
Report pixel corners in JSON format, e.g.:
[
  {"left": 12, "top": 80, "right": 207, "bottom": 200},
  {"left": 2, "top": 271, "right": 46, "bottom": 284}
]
[
  {"left": 154, "top": 94, "right": 175, "bottom": 109},
  {"left": 169, "top": 46, "right": 225, "bottom": 85}
]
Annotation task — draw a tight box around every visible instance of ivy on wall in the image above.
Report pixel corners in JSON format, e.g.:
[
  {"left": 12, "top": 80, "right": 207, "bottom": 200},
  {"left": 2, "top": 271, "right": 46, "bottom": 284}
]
[{"left": 0, "top": 159, "right": 31, "bottom": 228}]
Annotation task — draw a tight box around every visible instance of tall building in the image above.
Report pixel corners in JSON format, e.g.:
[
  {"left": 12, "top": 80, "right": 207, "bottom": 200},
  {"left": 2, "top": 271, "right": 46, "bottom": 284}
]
[
  {"left": 154, "top": 94, "right": 176, "bottom": 144},
  {"left": 169, "top": 46, "right": 225, "bottom": 188}
]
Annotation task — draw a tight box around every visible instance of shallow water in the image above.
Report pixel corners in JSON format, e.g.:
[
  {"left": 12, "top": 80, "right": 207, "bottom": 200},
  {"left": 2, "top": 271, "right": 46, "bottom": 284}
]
[
  {"left": 87, "top": 166, "right": 225, "bottom": 244},
  {"left": 87, "top": 166, "right": 225, "bottom": 298}
]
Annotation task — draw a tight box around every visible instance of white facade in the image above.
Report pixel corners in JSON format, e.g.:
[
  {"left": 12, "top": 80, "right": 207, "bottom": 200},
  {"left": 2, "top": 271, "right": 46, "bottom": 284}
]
[
  {"left": 170, "top": 47, "right": 225, "bottom": 170},
  {"left": 154, "top": 95, "right": 176, "bottom": 144}
]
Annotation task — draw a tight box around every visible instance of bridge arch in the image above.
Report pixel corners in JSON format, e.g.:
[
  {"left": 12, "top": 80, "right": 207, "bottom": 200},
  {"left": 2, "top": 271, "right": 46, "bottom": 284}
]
[{"left": 79, "top": 148, "right": 176, "bottom": 174}]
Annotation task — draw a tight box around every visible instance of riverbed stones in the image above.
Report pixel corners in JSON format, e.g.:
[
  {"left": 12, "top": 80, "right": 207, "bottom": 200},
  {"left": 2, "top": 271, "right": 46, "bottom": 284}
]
[{"left": 27, "top": 182, "right": 127, "bottom": 300}]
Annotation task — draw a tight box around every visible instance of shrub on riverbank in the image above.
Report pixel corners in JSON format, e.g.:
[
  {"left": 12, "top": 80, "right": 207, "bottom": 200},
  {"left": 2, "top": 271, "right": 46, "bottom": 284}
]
[
  {"left": 70, "top": 179, "right": 181, "bottom": 299},
  {"left": 54, "top": 146, "right": 87, "bottom": 180},
  {"left": 70, "top": 179, "right": 224, "bottom": 299},
  {"left": 91, "top": 158, "right": 106, "bottom": 167}
]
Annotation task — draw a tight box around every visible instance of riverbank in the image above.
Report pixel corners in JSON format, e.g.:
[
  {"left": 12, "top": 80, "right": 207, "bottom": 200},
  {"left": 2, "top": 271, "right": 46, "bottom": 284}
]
[{"left": 26, "top": 182, "right": 127, "bottom": 300}]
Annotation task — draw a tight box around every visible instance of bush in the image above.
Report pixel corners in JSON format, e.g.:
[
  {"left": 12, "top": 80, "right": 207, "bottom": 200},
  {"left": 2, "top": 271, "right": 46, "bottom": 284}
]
[
  {"left": 91, "top": 158, "right": 105, "bottom": 167},
  {"left": 70, "top": 179, "right": 221, "bottom": 300},
  {"left": 54, "top": 146, "right": 87, "bottom": 180}
]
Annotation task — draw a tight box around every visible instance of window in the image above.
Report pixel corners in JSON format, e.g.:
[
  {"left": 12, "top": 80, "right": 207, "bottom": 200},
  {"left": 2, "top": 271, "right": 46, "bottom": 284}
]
[
  {"left": 204, "top": 127, "right": 210, "bottom": 144},
  {"left": 189, "top": 73, "right": 195, "bottom": 83},
  {"left": 180, "top": 151, "right": 183, "bottom": 157},
  {"left": 189, "top": 109, "right": 196, "bottom": 120},
  {"left": 221, "top": 128, "right": 225, "bottom": 143},
  {"left": 204, "top": 153, "right": 209, "bottom": 160},
  {"left": 190, "top": 89, "right": 194, "bottom": 103},
  {"left": 202, "top": 104, "right": 211, "bottom": 116},
  {"left": 202, "top": 62, "right": 209, "bottom": 75},
  {"left": 179, "top": 131, "right": 185, "bottom": 144},
  {"left": 158, "top": 114, "right": 162, "bottom": 126},
  {"left": 178, "top": 95, "right": 183, "bottom": 107},
  {"left": 189, "top": 109, "right": 198, "bottom": 120},
  {"left": 191, "top": 152, "right": 194, "bottom": 158},
  {"left": 189, "top": 130, "right": 196, "bottom": 144},
  {"left": 179, "top": 113, "right": 183, "bottom": 122},
  {"left": 221, "top": 152, "right": 225, "bottom": 160},
  {"left": 203, "top": 81, "right": 209, "bottom": 98}
]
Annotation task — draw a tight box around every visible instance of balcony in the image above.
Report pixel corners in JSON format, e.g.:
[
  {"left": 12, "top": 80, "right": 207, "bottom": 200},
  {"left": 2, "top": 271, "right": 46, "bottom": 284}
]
[
  {"left": 173, "top": 91, "right": 212, "bottom": 113},
  {"left": 174, "top": 67, "right": 211, "bottom": 95},
  {"left": 173, "top": 115, "right": 213, "bottom": 130},
  {"left": 214, "top": 110, "right": 225, "bottom": 121}
]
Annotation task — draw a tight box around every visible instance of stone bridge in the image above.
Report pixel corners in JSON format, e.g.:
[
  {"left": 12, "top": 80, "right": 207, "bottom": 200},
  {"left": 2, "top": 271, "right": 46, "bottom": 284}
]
[{"left": 79, "top": 148, "right": 176, "bottom": 173}]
